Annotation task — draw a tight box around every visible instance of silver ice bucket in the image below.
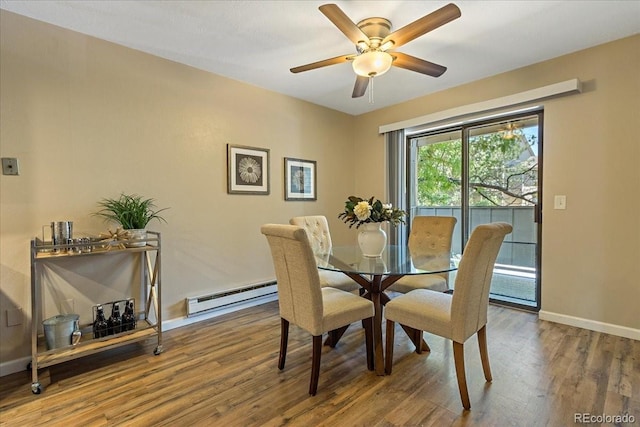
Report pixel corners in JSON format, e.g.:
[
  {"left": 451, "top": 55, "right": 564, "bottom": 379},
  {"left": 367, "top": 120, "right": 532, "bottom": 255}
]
[{"left": 43, "top": 314, "right": 81, "bottom": 350}]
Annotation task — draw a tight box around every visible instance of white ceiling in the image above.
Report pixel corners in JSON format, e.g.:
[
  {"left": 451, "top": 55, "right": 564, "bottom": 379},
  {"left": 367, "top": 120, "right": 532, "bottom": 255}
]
[{"left": 1, "top": 1, "right": 638, "bottom": 115}]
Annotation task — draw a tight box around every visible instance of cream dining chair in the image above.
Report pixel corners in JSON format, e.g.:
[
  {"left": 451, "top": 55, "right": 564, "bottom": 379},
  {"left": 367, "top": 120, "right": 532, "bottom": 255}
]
[
  {"left": 261, "top": 224, "right": 374, "bottom": 396},
  {"left": 290, "top": 215, "right": 360, "bottom": 292},
  {"left": 387, "top": 216, "right": 457, "bottom": 294},
  {"left": 384, "top": 222, "right": 512, "bottom": 410}
]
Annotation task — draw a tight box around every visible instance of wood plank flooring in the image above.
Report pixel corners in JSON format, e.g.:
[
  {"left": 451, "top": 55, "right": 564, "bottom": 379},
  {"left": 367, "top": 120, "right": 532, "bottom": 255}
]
[{"left": 1, "top": 301, "right": 638, "bottom": 426}]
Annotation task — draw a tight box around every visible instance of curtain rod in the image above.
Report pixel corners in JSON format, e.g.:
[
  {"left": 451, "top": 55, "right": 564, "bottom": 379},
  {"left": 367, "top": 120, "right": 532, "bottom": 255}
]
[{"left": 379, "top": 79, "right": 582, "bottom": 134}]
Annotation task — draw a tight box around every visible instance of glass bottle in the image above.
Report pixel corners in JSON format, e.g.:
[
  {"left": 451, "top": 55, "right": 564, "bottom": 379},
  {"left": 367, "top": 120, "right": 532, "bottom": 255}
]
[
  {"left": 93, "top": 305, "right": 108, "bottom": 338},
  {"left": 107, "top": 301, "right": 122, "bottom": 335},
  {"left": 122, "top": 299, "right": 136, "bottom": 331}
]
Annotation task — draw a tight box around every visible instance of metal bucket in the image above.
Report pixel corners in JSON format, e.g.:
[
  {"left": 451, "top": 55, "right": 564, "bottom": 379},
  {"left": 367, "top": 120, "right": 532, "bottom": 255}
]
[{"left": 43, "top": 314, "right": 80, "bottom": 350}]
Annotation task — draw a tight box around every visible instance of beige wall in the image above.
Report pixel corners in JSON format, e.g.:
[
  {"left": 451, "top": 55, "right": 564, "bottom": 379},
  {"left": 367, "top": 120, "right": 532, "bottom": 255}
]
[
  {"left": 0, "top": 11, "right": 358, "bottom": 364},
  {"left": 1, "top": 10, "right": 638, "bottom": 368},
  {"left": 353, "top": 35, "right": 640, "bottom": 333}
]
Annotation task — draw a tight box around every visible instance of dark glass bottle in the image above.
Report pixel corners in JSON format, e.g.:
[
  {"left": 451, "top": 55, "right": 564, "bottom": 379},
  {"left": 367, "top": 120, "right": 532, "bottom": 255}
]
[
  {"left": 107, "top": 301, "right": 122, "bottom": 335},
  {"left": 122, "top": 299, "right": 136, "bottom": 331},
  {"left": 93, "top": 305, "right": 108, "bottom": 338}
]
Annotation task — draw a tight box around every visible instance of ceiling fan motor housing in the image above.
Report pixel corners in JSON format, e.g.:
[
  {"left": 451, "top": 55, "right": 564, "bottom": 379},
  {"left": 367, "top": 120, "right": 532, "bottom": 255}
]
[{"left": 356, "top": 17, "right": 392, "bottom": 50}]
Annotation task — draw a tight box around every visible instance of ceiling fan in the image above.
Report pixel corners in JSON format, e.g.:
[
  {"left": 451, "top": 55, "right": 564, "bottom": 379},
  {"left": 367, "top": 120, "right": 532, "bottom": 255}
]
[{"left": 290, "top": 3, "right": 461, "bottom": 98}]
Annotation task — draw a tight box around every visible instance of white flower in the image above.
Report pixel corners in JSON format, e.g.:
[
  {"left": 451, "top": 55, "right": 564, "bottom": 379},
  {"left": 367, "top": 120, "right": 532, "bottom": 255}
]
[
  {"left": 353, "top": 201, "right": 372, "bottom": 221},
  {"left": 238, "top": 157, "right": 261, "bottom": 183}
]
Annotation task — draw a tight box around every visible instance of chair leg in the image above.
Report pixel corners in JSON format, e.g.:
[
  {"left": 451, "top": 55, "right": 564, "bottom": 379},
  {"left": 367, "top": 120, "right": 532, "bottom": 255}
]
[
  {"left": 384, "top": 319, "right": 395, "bottom": 374},
  {"left": 453, "top": 341, "right": 471, "bottom": 410},
  {"left": 363, "top": 317, "right": 374, "bottom": 371},
  {"left": 309, "top": 335, "right": 322, "bottom": 395},
  {"left": 324, "top": 325, "right": 349, "bottom": 348},
  {"left": 278, "top": 318, "right": 289, "bottom": 370},
  {"left": 477, "top": 325, "right": 492, "bottom": 382}
]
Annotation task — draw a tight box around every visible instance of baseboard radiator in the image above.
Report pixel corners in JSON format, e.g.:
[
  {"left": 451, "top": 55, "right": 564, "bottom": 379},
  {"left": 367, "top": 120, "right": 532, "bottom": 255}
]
[{"left": 186, "top": 281, "right": 277, "bottom": 318}]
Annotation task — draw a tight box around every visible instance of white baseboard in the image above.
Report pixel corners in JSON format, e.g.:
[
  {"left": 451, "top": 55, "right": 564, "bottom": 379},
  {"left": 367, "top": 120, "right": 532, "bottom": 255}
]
[
  {"left": 539, "top": 311, "right": 640, "bottom": 341},
  {"left": 0, "top": 294, "right": 278, "bottom": 378},
  {"left": 0, "top": 355, "right": 32, "bottom": 378}
]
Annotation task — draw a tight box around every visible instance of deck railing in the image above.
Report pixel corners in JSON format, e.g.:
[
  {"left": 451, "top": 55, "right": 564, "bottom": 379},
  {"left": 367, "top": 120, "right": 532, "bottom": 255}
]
[{"left": 414, "top": 206, "right": 536, "bottom": 268}]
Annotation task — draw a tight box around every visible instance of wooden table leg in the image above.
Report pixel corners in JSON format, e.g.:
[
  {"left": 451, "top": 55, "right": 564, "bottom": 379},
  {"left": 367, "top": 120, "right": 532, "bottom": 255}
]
[
  {"left": 370, "top": 274, "right": 385, "bottom": 376},
  {"left": 340, "top": 272, "right": 407, "bottom": 375},
  {"left": 400, "top": 325, "right": 430, "bottom": 353},
  {"left": 324, "top": 325, "right": 348, "bottom": 347}
]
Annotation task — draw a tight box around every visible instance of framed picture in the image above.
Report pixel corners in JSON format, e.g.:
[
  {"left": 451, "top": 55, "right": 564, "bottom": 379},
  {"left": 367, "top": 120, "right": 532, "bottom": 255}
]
[
  {"left": 227, "top": 144, "right": 270, "bottom": 195},
  {"left": 284, "top": 157, "right": 317, "bottom": 201}
]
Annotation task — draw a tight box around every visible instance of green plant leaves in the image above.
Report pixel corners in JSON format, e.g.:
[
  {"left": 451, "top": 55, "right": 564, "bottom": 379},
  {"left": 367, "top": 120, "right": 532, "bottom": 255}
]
[{"left": 94, "top": 193, "right": 168, "bottom": 229}]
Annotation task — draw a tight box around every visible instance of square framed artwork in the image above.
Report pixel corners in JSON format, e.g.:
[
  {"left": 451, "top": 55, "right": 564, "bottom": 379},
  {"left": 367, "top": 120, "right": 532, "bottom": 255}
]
[
  {"left": 284, "top": 157, "right": 317, "bottom": 201},
  {"left": 227, "top": 144, "right": 270, "bottom": 195}
]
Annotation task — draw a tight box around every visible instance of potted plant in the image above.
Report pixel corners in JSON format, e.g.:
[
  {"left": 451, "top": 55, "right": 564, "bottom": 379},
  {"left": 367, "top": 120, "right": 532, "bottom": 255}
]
[
  {"left": 94, "top": 193, "right": 168, "bottom": 247},
  {"left": 339, "top": 196, "right": 406, "bottom": 257}
]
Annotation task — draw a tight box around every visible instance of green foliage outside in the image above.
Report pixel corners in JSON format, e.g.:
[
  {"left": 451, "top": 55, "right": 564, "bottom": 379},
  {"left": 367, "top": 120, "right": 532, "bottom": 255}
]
[{"left": 416, "top": 131, "right": 538, "bottom": 207}]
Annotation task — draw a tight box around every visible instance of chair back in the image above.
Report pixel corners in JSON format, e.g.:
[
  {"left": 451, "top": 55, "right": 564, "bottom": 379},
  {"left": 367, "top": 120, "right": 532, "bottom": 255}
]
[
  {"left": 261, "top": 224, "right": 324, "bottom": 334},
  {"left": 450, "top": 222, "right": 512, "bottom": 343},
  {"left": 409, "top": 216, "right": 457, "bottom": 281},
  {"left": 290, "top": 215, "right": 333, "bottom": 254}
]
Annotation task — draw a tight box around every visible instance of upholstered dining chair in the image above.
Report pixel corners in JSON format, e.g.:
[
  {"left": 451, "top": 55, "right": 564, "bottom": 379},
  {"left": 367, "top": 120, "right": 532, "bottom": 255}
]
[
  {"left": 261, "top": 224, "right": 374, "bottom": 396},
  {"left": 384, "top": 222, "right": 513, "bottom": 410},
  {"left": 290, "top": 215, "right": 360, "bottom": 292},
  {"left": 387, "top": 216, "right": 457, "bottom": 294}
]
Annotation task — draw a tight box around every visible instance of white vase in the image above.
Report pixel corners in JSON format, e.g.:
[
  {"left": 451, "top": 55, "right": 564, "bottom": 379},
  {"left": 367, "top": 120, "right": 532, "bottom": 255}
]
[
  {"left": 124, "top": 229, "right": 147, "bottom": 247},
  {"left": 357, "top": 223, "right": 387, "bottom": 257}
]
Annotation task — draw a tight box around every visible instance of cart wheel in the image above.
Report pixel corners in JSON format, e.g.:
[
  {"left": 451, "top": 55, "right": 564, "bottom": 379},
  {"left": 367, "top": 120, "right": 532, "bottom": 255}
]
[
  {"left": 31, "top": 382, "right": 42, "bottom": 394},
  {"left": 153, "top": 345, "right": 163, "bottom": 355}
]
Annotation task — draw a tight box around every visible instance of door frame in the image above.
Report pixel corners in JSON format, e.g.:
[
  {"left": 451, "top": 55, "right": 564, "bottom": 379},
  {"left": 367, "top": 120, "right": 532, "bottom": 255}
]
[{"left": 405, "top": 109, "right": 543, "bottom": 311}]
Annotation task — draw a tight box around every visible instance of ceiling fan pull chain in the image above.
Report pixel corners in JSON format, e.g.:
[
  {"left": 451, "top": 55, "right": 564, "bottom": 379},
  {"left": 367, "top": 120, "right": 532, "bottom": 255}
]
[{"left": 369, "top": 75, "right": 374, "bottom": 103}]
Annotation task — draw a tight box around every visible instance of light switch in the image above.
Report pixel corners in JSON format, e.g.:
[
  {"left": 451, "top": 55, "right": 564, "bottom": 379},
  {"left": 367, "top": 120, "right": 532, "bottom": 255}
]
[
  {"left": 1, "top": 157, "right": 19, "bottom": 175},
  {"left": 6, "top": 307, "right": 22, "bottom": 326},
  {"left": 554, "top": 195, "right": 567, "bottom": 210}
]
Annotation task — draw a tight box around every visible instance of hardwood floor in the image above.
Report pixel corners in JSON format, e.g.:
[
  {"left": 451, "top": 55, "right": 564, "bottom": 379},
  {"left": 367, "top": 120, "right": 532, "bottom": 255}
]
[{"left": 1, "top": 301, "right": 638, "bottom": 426}]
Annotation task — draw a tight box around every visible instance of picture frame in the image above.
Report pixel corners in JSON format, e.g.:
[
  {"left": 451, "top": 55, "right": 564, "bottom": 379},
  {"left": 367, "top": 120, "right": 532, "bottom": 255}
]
[
  {"left": 284, "top": 157, "right": 317, "bottom": 201},
  {"left": 227, "top": 144, "right": 270, "bottom": 195}
]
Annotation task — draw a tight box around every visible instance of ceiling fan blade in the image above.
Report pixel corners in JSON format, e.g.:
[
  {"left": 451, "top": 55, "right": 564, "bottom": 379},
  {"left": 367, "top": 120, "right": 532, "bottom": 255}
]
[
  {"left": 381, "top": 3, "right": 461, "bottom": 49},
  {"left": 391, "top": 52, "right": 447, "bottom": 77},
  {"left": 352, "top": 75, "right": 369, "bottom": 98},
  {"left": 290, "top": 54, "right": 355, "bottom": 73},
  {"left": 319, "top": 4, "right": 370, "bottom": 45}
]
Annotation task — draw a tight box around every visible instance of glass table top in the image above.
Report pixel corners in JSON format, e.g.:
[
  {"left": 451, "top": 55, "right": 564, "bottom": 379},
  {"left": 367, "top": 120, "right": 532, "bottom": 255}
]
[{"left": 315, "top": 245, "right": 457, "bottom": 276}]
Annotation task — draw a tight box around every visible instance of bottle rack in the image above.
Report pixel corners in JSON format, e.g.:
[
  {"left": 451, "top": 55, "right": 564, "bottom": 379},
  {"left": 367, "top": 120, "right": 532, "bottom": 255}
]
[{"left": 29, "top": 231, "right": 163, "bottom": 395}]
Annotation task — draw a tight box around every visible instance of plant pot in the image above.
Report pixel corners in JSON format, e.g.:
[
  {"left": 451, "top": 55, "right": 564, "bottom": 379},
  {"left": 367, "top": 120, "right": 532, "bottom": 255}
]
[
  {"left": 357, "top": 223, "right": 387, "bottom": 257},
  {"left": 124, "top": 229, "right": 147, "bottom": 247}
]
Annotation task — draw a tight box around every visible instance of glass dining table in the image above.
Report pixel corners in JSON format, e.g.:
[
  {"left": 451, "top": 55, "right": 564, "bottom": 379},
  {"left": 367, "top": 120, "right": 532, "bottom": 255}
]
[{"left": 316, "top": 245, "right": 457, "bottom": 375}]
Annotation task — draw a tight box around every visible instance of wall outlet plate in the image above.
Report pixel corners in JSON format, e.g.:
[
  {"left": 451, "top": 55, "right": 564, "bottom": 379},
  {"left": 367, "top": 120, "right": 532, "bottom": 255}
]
[
  {"left": 1, "top": 158, "right": 19, "bottom": 175},
  {"left": 554, "top": 195, "right": 567, "bottom": 210},
  {"left": 6, "top": 307, "right": 22, "bottom": 326}
]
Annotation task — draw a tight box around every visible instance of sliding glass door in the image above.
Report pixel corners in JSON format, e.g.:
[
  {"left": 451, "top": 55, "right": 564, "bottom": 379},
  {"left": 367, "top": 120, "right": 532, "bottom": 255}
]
[{"left": 408, "top": 111, "right": 542, "bottom": 310}]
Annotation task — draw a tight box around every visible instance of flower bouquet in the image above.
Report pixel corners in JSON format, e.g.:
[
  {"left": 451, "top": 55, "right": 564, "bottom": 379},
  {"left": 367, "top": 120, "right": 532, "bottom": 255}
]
[{"left": 338, "top": 196, "right": 406, "bottom": 228}]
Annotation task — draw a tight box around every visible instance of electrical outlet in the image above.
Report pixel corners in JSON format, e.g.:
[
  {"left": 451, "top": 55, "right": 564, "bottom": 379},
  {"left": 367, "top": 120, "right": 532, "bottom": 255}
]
[
  {"left": 554, "top": 195, "right": 567, "bottom": 210},
  {"left": 1, "top": 157, "right": 19, "bottom": 175},
  {"left": 6, "top": 308, "right": 22, "bottom": 326}
]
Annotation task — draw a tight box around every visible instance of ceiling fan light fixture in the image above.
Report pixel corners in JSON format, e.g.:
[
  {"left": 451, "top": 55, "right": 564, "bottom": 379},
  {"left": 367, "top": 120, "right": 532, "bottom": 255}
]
[{"left": 352, "top": 50, "right": 393, "bottom": 77}]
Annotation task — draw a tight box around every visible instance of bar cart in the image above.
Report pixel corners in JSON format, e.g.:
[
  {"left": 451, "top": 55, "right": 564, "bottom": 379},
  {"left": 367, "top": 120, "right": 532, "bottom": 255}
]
[{"left": 29, "top": 231, "right": 163, "bottom": 394}]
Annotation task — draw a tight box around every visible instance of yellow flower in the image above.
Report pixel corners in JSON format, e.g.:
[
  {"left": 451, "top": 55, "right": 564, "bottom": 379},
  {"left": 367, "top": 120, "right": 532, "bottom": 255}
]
[{"left": 353, "top": 201, "right": 372, "bottom": 221}]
